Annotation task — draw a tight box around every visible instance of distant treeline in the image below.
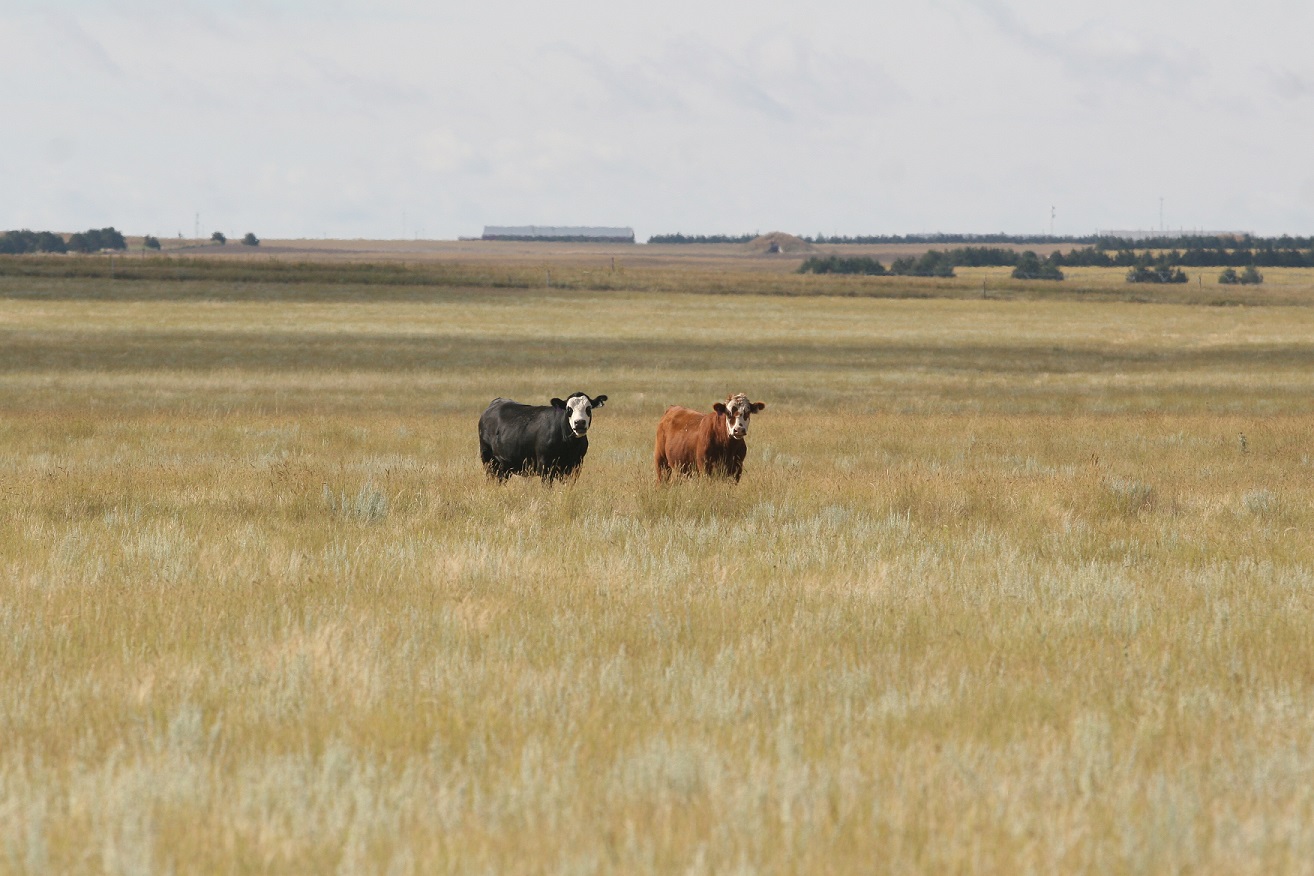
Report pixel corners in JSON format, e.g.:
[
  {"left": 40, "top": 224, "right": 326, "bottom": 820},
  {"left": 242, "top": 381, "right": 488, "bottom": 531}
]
[
  {"left": 810, "top": 233, "right": 1096, "bottom": 246},
  {"left": 650, "top": 231, "right": 1088, "bottom": 245},
  {"left": 816, "top": 233, "right": 1314, "bottom": 250},
  {"left": 940, "top": 245, "right": 1314, "bottom": 269},
  {"left": 650, "top": 231, "right": 1314, "bottom": 253},
  {"left": 0, "top": 227, "right": 127, "bottom": 254},
  {"left": 804, "top": 245, "right": 1314, "bottom": 274},
  {"left": 1095, "top": 234, "right": 1314, "bottom": 251},
  {"left": 1039, "top": 246, "right": 1314, "bottom": 269},
  {"left": 647, "top": 233, "right": 757, "bottom": 244}
]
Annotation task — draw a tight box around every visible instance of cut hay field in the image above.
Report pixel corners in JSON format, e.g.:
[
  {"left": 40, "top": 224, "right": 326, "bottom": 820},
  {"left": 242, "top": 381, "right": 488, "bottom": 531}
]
[{"left": 3, "top": 260, "right": 1314, "bottom": 874}]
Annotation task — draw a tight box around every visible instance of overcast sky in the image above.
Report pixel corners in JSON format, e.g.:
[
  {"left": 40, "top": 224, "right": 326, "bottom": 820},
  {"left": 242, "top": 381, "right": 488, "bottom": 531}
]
[{"left": 4, "top": 0, "right": 1313, "bottom": 240}]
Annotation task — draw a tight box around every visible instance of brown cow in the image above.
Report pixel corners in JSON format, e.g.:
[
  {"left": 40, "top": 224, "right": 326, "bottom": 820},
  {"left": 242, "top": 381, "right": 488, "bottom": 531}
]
[{"left": 653, "top": 393, "right": 767, "bottom": 482}]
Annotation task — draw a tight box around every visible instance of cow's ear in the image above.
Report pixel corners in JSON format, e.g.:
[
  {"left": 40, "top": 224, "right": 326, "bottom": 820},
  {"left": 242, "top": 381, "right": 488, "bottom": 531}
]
[
  {"left": 713, "top": 402, "right": 727, "bottom": 414},
  {"left": 591, "top": 395, "right": 607, "bottom": 409},
  {"left": 752, "top": 402, "right": 766, "bottom": 413},
  {"left": 551, "top": 398, "right": 567, "bottom": 408}
]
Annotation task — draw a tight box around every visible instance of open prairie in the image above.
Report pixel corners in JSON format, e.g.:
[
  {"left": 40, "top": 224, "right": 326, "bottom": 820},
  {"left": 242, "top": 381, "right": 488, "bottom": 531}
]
[{"left": 3, "top": 252, "right": 1314, "bottom": 874}]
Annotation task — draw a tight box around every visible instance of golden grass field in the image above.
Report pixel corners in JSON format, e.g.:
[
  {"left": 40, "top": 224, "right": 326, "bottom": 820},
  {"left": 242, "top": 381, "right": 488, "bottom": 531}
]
[{"left": 3, "top": 248, "right": 1314, "bottom": 874}]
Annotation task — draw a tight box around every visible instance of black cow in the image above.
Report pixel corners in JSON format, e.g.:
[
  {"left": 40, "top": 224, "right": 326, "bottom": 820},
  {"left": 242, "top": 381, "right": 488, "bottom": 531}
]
[{"left": 478, "top": 392, "right": 608, "bottom": 482}]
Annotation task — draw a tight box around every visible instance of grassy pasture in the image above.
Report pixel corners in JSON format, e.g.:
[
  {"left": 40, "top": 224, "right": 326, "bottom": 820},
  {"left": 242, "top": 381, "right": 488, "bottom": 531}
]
[{"left": 3, "top": 258, "right": 1314, "bottom": 873}]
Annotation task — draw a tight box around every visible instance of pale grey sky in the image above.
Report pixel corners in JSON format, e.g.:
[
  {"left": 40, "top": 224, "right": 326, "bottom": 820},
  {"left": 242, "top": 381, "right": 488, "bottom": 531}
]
[{"left": 4, "top": 0, "right": 1312, "bottom": 240}]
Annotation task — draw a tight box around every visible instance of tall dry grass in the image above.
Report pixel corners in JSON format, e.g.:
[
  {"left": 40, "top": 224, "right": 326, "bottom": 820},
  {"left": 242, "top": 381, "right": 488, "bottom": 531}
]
[{"left": 3, "top": 271, "right": 1314, "bottom": 873}]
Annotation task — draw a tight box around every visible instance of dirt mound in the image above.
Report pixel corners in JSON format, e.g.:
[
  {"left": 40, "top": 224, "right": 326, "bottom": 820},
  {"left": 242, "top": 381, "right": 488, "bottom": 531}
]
[{"left": 748, "top": 232, "right": 814, "bottom": 254}]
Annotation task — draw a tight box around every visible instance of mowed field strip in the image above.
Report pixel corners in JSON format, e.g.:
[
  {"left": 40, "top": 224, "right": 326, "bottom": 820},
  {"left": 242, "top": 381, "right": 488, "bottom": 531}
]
[{"left": 3, "top": 260, "right": 1314, "bottom": 873}]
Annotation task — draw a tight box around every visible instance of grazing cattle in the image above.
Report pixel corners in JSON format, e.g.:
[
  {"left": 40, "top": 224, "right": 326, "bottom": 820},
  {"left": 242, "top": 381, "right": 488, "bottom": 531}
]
[
  {"left": 479, "top": 392, "right": 607, "bottom": 483},
  {"left": 653, "top": 393, "right": 766, "bottom": 482}
]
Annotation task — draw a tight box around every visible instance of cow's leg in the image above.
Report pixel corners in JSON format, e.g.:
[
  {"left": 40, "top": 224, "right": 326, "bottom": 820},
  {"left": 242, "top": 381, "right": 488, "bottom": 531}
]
[
  {"left": 480, "top": 439, "right": 497, "bottom": 475},
  {"left": 653, "top": 432, "right": 668, "bottom": 483},
  {"left": 697, "top": 449, "right": 715, "bottom": 477},
  {"left": 725, "top": 450, "right": 744, "bottom": 482},
  {"left": 654, "top": 443, "right": 672, "bottom": 483},
  {"left": 481, "top": 446, "right": 515, "bottom": 483}
]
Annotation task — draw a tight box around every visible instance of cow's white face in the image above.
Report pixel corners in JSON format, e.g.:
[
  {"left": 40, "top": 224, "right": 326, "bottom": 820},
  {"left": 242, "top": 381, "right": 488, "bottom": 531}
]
[
  {"left": 565, "top": 395, "right": 593, "bottom": 437},
  {"left": 551, "top": 392, "right": 607, "bottom": 438},
  {"left": 715, "top": 393, "right": 766, "bottom": 440}
]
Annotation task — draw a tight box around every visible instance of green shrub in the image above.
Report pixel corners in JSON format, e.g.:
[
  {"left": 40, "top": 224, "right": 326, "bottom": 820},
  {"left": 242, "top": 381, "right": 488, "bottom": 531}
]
[
  {"left": 889, "top": 251, "right": 955, "bottom": 277},
  {"left": 1011, "top": 250, "right": 1065, "bottom": 280},
  {"left": 797, "top": 255, "right": 886, "bottom": 275},
  {"left": 1126, "top": 265, "right": 1187, "bottom": 284}
]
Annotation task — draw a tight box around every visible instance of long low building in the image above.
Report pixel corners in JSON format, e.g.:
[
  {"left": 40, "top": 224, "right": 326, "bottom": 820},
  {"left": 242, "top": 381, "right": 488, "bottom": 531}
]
[{"left": 482, "top": 225, "right": 635, "bottom": 242}]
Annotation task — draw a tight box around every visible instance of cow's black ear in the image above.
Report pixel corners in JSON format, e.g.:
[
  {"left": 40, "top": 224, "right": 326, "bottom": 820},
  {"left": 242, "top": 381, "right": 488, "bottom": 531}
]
[
  {"left": 752, "top": 402, "right": 766, "bottom": 412},
  {"left": 713, "top": 402, "right": 727, "bottom": 414},
  {"left": 592, "top": 395, "right": 607, "bottom": 409},
  {"left": 551, "top": 398, "right": 567, "bottom": 408}
]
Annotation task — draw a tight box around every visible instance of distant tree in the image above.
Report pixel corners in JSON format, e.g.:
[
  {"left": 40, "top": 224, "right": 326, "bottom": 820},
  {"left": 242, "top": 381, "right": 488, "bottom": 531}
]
[
  {"left": 797, "top": 255, "right": 886, "bottom": 275},
  {"left": 36, "top": 232, "right": 62, "bottom": 252},
  {"left": 1126, "top": 265, "right": 1188, "bottom": 284},
  {"left": 143, "top": 235, "right": 161, "bottom": 250},
  {"left": 1218, "top": 267, "right": 1240, "bottom": 285},
  {"left": 947, "top": 246, "right": 1019, "bottom": 267},
  {"left": 1240, "top": 265, "right": 1264, "bottom": 285},
  {"left": 211, "top": 231, "right": 227, "bottom": 245},
  {"left": 890, "top": 250, "right": 955, "bottom": 277},
  {"left": 4, "top": 230, "right": 35, "bottom": 253},
  {"left": 1055, "top": 247, "right": 1113, "bottom": 267},
  {"left": 0, "top": 230, "right": 30, "bottom": 254},
  {"left": 87, "top": 227, "right": 126, "bottom": 250},
  {"left": 65, "top": 227, "right": 127, "bottom": 252},
  {"left": 1011, "top": 250, "right": 1064, "bottom": 280},
  {"left": 241, "top": 232, "right": 259, "bottom": 247}
]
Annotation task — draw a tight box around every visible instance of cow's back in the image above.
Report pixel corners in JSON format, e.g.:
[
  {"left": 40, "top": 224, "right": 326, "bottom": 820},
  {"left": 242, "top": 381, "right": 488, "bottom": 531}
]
[
  {"left": 654, "top": 405, "right": 713, "bottom": 473},
  {"left": 481, "top": 398, "right": 540, "bottom": 431},
  {"left": 480, "top": 398, "right": 544, "bottom": 471}
]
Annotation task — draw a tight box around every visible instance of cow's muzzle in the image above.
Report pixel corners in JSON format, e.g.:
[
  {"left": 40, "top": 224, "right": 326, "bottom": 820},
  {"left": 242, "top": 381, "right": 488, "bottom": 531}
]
[{"left": 571, "top": 422, "right": 589, "bottom": 437}]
